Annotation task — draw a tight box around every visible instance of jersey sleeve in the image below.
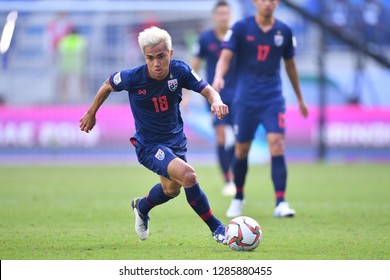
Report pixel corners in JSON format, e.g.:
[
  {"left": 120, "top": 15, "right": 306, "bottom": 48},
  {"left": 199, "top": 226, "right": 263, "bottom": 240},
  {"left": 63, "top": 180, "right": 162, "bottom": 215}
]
[
  {"left": 221, "top": 20, "right": 244, "bottom": 53},
  {"left": 109, "top": 69, "right": 132, "bottom": 92},
  {"left": 283, "top": 27, "right": 295, "bottom": 60},
  {"left": 179, "top": 61, "right": 208, "bottom": 93},
  {"left": 195, "top": 32, "right": 208, "bottom": 59}
]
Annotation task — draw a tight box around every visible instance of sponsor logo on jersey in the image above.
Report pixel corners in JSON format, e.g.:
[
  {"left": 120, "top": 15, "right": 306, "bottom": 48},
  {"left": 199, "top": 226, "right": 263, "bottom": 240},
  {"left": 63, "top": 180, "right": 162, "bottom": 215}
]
[
  {"left": 155, "top": 148, "right": 165, "bottom": 160},
  {"left": 138, "top": 89, "right": 146, "bottom": 95},
  {"left": 274, "top": 31, "right": 284, "bottom": 47},
  {"left": 113, "top": 72, "right": 121, "bottom": 85},
  {"left": 246, "top": 35, "right": 255, "bottom": 41},
  {"left": 168, "top": 79, "right": 178, "bottom": 91},
  {"left": 208, "top": 43, "right": 218, "bottom": 51}
]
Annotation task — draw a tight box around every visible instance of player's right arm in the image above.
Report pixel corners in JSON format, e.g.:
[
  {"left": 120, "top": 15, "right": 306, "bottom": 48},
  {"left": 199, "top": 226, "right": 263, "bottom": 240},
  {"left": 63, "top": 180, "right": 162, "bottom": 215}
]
[
  {"left": 79, "top": 79, "right": 113, "bottom": 133},
  {"left": 212, "top": 48, "right": 234, "bottom": 92}
]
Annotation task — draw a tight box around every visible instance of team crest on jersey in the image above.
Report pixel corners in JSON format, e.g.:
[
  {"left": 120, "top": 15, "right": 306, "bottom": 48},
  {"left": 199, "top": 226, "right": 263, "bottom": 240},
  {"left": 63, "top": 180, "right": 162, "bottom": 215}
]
[
  {"left": 274, "top": 31, "right": 284, "bottom": 47},
  {"left": 168, "top": 79, "right": 178, "bottom": 92},
  {"left": 155, "top": 148, "right": 165, "bottom": 160}
]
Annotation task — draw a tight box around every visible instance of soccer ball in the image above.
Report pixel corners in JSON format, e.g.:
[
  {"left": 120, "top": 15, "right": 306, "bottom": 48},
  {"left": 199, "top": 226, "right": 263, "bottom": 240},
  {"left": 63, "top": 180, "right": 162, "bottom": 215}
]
[{"left": 226, "top": 216, "right": 262, "bottom": 251}]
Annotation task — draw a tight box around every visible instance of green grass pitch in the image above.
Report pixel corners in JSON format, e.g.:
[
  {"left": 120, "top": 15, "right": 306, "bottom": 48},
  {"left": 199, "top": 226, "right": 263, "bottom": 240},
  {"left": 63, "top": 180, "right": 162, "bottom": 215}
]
[{"left": 0, "top": 163, "right": 389, "bottom": 260}]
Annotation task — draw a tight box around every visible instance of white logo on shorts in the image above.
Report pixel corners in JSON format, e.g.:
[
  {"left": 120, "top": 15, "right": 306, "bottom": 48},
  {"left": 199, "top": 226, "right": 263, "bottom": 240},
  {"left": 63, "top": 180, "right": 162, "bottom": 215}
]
[{"left": 155, "top": 148, "right": 165, "bottom": 160}]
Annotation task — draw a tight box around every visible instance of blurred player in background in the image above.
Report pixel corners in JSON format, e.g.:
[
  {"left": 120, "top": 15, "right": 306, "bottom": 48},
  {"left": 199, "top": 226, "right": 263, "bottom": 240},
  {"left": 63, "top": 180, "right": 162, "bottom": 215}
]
[
  {"left": 79, "top": 26, "right": 228, "bottom": 244},
  {"left": 213, "top": 0, "right": 308, "bottom": 218},
  {"left": 184, "top": 0, "right": 237, "bottom": 196}
]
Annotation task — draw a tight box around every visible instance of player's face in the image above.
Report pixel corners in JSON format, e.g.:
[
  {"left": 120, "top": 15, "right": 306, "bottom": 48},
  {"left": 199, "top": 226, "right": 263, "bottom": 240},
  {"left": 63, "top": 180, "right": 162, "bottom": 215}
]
[
  {"left": 143, "top": 42, "right": 173, "bottom": 80},
  {"left": 253, "top": 0, "right": 278, "bottom": 17},
  {"left": 213, "top": 6, "right": 231, "bottom": 30}
]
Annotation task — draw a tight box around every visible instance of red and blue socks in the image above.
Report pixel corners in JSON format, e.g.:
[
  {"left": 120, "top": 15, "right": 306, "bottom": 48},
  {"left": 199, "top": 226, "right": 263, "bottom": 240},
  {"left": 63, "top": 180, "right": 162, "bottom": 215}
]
[
  {"left": 217, "top": 144, "right": 234, "bottom": 183},
  {"left": 184, "top": 183, "right": 221, "bottom": 232},
  {"left": 138, "top": 183, "right": 173, "bottom": 215},
  {"left": 271, "top": 155, "right": 287, "bottom": 206},
  {"left": 233, "top": 156, "right": 248, "bottom": 200}
]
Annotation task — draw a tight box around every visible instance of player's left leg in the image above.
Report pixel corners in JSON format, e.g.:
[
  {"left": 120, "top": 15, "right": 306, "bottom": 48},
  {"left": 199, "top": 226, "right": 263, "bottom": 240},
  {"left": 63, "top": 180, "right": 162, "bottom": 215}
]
[
  {"left": 226, "top": 104, "right": 260, "bottom": 217},
  {"left": 130, "top": 142, "right": 180, "bottom": 240},
  {"left": 262, "top": 105, "right": 295, "bottom": 218},
  {"left": 167, "top": 158, "right": 227, "bottom": 244},
  {"left": 267, "top": 132, "right": 295, "bottom": 218}
]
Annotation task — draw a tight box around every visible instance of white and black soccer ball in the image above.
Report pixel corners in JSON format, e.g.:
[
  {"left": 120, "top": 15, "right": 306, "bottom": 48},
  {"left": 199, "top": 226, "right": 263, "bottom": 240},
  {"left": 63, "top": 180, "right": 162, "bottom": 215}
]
[{"left": 226, "top": 216, "right": 262, "bottom": 251}]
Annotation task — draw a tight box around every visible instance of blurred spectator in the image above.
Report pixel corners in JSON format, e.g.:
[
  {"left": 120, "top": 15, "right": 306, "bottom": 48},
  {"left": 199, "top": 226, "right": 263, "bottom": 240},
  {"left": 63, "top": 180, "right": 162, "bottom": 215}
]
[
  {"left": 58, "top": 27, "right": 88, "bottom": 103},
  {"left": 323, "top": 0, "right": 358, "bottom": 46},
  {"left": 238, "top": 0, "right": 255, "bottom": 17},
  {"left": 46, "top": 12, "right": 73, "bottom": 64},
  {"left": 126, "top": 12, "right": 161, "bottom": 66},
  {"left": 358, "top": 0, "right": 386, "bottom": 46}
]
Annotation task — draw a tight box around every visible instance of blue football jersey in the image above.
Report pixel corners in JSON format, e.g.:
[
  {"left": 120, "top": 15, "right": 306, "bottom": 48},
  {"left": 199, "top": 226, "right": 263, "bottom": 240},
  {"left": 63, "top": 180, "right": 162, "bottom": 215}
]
[
  {"left": 194, "top": 29, "right": 236, "bottom": 104},
  {"left": 109, "top": 59, "right": 208, "bottom": 148},
  {"left": 222, "top": 16, "right": 295, "bottom": 106}
]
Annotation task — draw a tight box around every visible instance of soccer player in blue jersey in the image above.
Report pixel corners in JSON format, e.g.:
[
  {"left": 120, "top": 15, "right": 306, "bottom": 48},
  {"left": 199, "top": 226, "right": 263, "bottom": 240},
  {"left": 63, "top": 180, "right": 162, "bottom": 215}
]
[
  {"left": 79, "top": 26, "right": 228, "bottom": 243},
  {"left": 213, "top": 0, "right": 308, "bottom": 218},
  {"left": 188, "top": 0, "right": 237, "bottom": 196}
]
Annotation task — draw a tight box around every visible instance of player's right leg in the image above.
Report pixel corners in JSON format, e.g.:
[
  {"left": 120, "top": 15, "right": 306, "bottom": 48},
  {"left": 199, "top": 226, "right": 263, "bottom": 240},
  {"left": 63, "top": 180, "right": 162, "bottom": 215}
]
[
  {"left": 129, "top": 141, "right": 179, "bottom": 240},
  {"left": 215, "top": 125, "right": 235, "bottom": 196},
  {"left": 226, "top": 141, "right": 251, "bottom": 217},
  {"left": 131, "top": 181, "right": 177, "bottom": 240},
  {"left": 131, "top": 197, "right": 150, "bottom": 240}
]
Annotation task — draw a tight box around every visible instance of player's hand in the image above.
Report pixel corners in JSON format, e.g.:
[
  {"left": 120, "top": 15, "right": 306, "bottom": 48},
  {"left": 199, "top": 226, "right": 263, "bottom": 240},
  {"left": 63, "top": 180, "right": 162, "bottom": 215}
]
[
  {"left": 211, "top": 101, "right": 229, "bottom": 120},
  {"left": 212, "top": 76, "right": 225, "bottom": 92},
  {"left": 298, "top": 100, "right": 309, "bottom": 118},
  {"left": 79, "top": 111, "right": 96, "bottom": 133}
]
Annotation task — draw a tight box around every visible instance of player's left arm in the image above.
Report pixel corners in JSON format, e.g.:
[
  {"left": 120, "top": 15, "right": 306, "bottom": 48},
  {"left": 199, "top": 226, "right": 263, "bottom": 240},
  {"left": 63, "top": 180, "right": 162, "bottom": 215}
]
[
  {"left": 182, "top": 56, "right": 203, "bottom": 113},
  {"left": 284, "top": 58, "right": 309, "bottom": 118},
  {"left": 200, "top": 85, "right": 229, "bottom": 120}
]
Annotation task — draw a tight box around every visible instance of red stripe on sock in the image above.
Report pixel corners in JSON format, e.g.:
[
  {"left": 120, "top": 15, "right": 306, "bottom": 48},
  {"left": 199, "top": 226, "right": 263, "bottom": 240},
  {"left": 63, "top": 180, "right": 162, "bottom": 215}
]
[
  {"left": 145, "top": 195, "right": 156, "bottom": 207},
  {"left": 200, "top": 210, "right": 213, "bottom": 221},
  {"left": 275, "top": 191, "right": 285, "bottom": 199}
]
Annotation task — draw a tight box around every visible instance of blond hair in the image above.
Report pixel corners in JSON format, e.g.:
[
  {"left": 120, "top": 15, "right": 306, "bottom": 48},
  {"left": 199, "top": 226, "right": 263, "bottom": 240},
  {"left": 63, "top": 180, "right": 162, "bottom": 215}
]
[{"left": 138, "top": 26, "right": 172, "bottom": 54}]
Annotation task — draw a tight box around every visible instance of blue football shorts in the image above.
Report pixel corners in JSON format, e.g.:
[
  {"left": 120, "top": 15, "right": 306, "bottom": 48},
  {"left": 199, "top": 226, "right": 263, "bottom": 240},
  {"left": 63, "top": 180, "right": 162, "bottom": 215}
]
[
  {"left": 234, "top": 102, "right": 286, "bottom": 143},
  {"left": 130, "top": 137, "right": 187, "bottom": 179}
]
